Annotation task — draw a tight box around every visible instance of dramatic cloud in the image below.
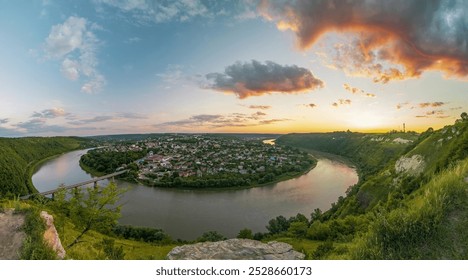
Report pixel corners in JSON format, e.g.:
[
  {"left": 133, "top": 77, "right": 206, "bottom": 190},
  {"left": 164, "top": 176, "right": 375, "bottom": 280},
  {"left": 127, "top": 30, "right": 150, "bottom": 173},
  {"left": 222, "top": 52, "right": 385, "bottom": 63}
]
[
  {"left": 157, "top": 111, "right": 290, "bottom": 129},
  {"left": 260, "top": 0, "right": 468, "bottom": 82},
  {"left": 205, "top": 60, "right": 324, "bottom": 99},
  {"left": 419, "top": 102, "right": 446, "bottom": 108},
  {"left": 343, "top": 83, "right": 376, "bottom": 98},
  {"left": 332, "top": 99, "right": 352, "bottom": 107},
  {"left": 31, "top": 108, "right": 68, "bottom": 119},
  {"left": 94, "top": 0, "right": 210, "bottom": 23},
  {"left": 44, "top": 16, "right": 105, "bottom": 93}
]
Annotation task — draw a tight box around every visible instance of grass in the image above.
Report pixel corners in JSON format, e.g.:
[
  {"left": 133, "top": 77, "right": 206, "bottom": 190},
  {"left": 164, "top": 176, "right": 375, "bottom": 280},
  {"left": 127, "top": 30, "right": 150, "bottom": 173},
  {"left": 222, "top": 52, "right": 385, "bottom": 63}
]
[
  {"left": 49, "top": 210, "right": 177, "bottom": 259},
  {"left": 350, "top": 158, "right": 468, "bottom": 259}
]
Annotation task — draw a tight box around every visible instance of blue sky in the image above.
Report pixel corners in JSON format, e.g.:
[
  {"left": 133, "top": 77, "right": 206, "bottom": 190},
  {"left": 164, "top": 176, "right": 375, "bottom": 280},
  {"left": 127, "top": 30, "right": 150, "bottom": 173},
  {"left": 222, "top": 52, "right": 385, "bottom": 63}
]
[{"left": 1, "top": 0, "right": 467, "bottom": 136}]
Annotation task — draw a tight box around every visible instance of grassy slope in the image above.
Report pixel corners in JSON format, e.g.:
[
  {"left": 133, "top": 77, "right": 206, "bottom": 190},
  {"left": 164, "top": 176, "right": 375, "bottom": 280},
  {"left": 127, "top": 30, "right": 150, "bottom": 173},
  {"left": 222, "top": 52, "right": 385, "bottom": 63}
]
[{"left": 275, "top": 119, "right": 468, "bottom": 259}]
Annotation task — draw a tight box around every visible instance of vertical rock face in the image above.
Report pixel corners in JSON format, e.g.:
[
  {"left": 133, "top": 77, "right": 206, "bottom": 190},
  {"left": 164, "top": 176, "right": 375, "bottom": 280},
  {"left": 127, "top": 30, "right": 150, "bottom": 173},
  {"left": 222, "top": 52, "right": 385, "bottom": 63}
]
[
  {"left": 167, "top": 239, "right": 305, "bottom": 260},
  {"left": 40, "top": 211, "right": 66, "bottom": 259}
]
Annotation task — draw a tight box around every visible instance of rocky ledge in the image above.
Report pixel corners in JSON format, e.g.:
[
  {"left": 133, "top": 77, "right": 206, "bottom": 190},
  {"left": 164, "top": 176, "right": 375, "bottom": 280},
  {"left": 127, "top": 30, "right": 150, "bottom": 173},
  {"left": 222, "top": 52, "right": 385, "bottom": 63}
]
[{"left": 167, "top": 238, "right": 305, "bottom": 260}]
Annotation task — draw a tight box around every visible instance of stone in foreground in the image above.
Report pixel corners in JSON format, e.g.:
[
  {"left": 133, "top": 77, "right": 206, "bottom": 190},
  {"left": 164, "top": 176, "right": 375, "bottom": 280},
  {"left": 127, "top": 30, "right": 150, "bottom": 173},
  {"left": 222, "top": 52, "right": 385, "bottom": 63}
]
[{"left": 167, "top": 239, "right": 305, "bottom": 260}]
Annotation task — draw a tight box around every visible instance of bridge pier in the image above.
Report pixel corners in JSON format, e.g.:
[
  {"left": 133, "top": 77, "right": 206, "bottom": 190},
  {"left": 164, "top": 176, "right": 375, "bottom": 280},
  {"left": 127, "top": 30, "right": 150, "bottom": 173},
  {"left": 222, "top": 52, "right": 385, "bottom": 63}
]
[{"left": 20, "top": 170, "right": 127, "bottom": 200}]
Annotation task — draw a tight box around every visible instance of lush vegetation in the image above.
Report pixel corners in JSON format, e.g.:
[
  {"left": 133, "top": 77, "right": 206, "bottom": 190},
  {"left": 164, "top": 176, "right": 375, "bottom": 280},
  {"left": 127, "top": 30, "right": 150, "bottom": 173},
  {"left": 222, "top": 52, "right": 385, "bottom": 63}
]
[
  {"left": 80, "top": 148, "right": 143, "bottom": 179},
  {"left": 1, "top": 115, "right": 468, "bottom": 259},
  {"left": 0, "top": 137, "right": 91, "bottom": 198},
  {"left": 276, "top": 130, "right": 419, "bottom": 179},
  {"left": 248, "top": 114, "right": 468, "bottom": 259}
]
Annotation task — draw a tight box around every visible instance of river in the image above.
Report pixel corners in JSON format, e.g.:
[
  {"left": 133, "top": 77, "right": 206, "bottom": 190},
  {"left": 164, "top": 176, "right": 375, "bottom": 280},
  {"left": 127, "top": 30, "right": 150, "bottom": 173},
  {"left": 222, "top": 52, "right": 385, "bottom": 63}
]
[{"left": 32, "top": 149, "right": 358, "bottom": 240}]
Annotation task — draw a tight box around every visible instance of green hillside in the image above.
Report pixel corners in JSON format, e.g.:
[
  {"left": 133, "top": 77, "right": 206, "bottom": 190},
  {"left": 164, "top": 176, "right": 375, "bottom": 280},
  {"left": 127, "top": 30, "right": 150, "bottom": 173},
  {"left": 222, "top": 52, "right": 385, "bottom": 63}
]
[
  {"left": 272, "top": 114, "right": 468, "bottom": 259},
  {"left": 0, "top": 137, "right": 91, "bottom": 197},
  {"left": 1, "top": 115, "right": 467, "bottom": 259}
]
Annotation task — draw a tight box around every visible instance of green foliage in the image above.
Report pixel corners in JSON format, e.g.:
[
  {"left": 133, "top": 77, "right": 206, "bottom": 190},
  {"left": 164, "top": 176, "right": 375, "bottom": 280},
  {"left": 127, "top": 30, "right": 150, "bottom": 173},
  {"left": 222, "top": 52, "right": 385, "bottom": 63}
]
[
  {"left": 196, "top": 231, "right": 226, "bottom": 242},
  {"left": 99, "top": 238, "right": 126, "bottom": 260},
  {"left": 307, "top": 221, "right": 331, "bottom": 241},
  {"left": 312, "top": 241, "right": 334, "bottom": 260},
  {"left": 288, "top": 221, "right": 308, "bottom": 238},
  {"left": 266, "top": 215, "right": 290, "bottom": 234},
  {"left": 113, "top": 225, "right": 172, "bottom": 244},
  {"left": 276, "top": 131, "right": 416, "bottom": 180},
  {"left": 80, "top": 149, "right": 146, "bottom": 177},
  {"left": 0, "top": 137, "right": 89, "bottom": 197},
  {"left": 237, "top": 228, "right": 253, "bottom": 239},
  {"left": 51, "top": 182, "right": 125, "bottom": 249},
  {"left": 20, "top": 208, "right": 57, "bottom": 260},
  {"left": 352, "top": 158, "right": 468, "bottom": 259}
]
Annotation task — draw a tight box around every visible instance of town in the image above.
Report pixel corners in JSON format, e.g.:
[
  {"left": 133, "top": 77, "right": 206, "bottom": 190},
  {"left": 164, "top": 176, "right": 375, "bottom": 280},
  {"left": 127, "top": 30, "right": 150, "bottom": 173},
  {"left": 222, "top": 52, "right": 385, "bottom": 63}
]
[{"left": 80, "top": 134, "right": 315, "bottom": 189}]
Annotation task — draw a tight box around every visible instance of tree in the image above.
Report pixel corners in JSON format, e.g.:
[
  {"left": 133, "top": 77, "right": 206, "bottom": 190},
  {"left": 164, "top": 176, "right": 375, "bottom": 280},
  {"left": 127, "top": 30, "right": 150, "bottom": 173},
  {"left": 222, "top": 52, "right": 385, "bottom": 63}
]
[
  {"left": 53, "top": 182, "right": 125, "bottom": 249},
  {"left": 461, "top": 112, "right": 468, "bottom": 121},
  {"left": 237, "top": 228, "right": 253, "bottom": 239},
  {"left": 197, "top": 231, "right": 226, "bottom": 242},
  {"left": 266, "top": 215, "right": 290, "bottom": 234},
  {"left": 288, "top": 221, "right": 308, "bottom": 238}
]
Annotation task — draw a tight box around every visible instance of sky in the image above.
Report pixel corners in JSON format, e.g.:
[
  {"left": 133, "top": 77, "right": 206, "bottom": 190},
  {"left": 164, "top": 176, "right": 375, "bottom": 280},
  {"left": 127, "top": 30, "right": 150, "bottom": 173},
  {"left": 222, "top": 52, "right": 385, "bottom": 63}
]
[{"left": 0, "top": 0, "right": 467, "bottom": 137}]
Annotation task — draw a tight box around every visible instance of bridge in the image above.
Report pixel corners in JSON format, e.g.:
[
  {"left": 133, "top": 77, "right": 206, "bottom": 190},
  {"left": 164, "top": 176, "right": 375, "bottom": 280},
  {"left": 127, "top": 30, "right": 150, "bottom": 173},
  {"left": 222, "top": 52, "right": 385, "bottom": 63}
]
[{"left": 21, "top": 169, "right": 128, "bottom": 200}]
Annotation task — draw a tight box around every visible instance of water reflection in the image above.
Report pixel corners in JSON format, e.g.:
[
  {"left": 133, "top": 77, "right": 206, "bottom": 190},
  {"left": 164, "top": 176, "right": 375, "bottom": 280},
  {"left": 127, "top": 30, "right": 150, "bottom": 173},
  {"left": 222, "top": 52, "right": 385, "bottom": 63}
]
[{"left": 32, "top": 149, "right": 358, "bottom": 240}]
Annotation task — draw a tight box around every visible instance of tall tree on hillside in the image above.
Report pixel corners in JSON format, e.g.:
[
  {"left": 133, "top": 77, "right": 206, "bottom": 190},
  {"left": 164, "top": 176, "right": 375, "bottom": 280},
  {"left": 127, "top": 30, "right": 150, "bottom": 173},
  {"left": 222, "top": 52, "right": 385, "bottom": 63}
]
[{"left": 53, "top": 182, "right": 125, "bottom": 249}]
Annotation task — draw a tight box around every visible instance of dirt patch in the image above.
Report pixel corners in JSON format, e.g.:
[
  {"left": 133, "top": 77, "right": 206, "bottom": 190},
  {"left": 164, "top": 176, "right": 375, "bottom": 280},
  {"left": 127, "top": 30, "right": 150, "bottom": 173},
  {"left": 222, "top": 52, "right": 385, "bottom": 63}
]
[{"left": 0, "top": 209, "right": 25, "bottom": 260}]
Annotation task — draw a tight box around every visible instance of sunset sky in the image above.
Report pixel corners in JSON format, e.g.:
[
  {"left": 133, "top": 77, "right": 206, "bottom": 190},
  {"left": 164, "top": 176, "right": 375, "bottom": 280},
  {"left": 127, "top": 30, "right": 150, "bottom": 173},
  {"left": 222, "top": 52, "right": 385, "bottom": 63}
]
[{"left": 1, "top": 0, "right": 467, "bottom": 137}]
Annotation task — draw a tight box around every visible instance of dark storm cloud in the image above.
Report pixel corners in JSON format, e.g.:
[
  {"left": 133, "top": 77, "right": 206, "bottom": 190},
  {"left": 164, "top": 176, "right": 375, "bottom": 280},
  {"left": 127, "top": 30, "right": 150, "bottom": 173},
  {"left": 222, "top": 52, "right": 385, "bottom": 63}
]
[
  {"left": 260, "top": 0, "right": 468, "bottom": 81},
  {"left": 205, "top": 60, "right": 324, "bottom": 99}
]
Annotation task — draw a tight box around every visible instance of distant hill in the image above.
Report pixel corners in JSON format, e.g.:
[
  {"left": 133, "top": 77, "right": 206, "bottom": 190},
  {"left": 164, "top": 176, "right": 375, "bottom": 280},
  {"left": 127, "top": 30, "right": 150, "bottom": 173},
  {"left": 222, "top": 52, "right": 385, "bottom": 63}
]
[
  {"left": 87, "top": 133, "right": 282, "bottom": 142},
  {"left": 0, "top": 137, "right": 91, "bottom": 197}
]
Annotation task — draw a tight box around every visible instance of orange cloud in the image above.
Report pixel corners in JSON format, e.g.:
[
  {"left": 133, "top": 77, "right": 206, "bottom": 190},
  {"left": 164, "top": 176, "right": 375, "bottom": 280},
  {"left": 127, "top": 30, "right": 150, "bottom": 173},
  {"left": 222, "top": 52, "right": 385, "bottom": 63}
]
[
  {"left": 260, "top": 0, "right": 468, "bottom": 82},
  {"left": 332, "top": 99, "right": 352, "bottom": 107},
  {"left": 206, "top": 60, "right": 324, "bottom": 99},
  {"left": 343, "top": 83, "right": 376, "bottom": 98}
]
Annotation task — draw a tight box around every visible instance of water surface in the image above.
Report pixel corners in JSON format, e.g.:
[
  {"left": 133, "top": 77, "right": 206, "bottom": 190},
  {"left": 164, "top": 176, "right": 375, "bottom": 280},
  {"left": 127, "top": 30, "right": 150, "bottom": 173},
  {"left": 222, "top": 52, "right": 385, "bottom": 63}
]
[{"left": 32, "top": 149, "right": 358, "bottom": 240}]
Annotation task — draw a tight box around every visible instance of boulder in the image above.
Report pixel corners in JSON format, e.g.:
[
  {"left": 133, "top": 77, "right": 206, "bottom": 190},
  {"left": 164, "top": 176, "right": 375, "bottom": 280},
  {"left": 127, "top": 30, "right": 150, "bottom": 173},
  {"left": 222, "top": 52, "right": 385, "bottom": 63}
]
[
  {"left": 167, "top": 238, "right": 305, "bottom": 260},
  {"left": 40, "top": 211, "right": 66, "bottom": 259}
]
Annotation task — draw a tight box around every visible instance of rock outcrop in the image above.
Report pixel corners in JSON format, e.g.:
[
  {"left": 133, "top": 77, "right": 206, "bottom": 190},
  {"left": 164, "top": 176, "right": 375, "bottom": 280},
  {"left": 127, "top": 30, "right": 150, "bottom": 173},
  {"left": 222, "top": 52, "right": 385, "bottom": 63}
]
[
  {"left": 395, "top": 154, "right": 425, "bottom": 175},
  {"left": 0, "top": 209, "right": 25, "bottom": 260},
  {"left": 167, "top": 239, "right": 305, "bottom": 260},
  {"left": 40, "top": 211, "right": 66, "bottom": 259}
]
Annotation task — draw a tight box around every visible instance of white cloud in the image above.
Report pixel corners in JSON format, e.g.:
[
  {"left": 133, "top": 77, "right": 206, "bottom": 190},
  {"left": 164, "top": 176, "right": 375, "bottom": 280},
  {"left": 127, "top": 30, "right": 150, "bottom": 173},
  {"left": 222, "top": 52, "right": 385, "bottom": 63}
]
[
  {"left": 32, "top": 107, "right": 68, "bottom": 118},
  {"left": 44, "top": 16, "right": 105, "bottom": 94},
  {"left": 61, "top": 58, "right": 80, "bottom": 80},
  {"left": 95, "top": 0, "right": 211, "bottom": 23}
]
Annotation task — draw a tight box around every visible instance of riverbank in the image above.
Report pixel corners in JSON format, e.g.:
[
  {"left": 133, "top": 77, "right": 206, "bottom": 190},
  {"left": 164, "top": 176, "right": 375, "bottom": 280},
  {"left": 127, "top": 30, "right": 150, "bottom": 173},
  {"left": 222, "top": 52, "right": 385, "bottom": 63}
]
[
  {"left": 32, "top": 148, "right": 358, "bottom": 240},
  {"left": 79, "top": 153, "right": 317, "bottom": 191}
]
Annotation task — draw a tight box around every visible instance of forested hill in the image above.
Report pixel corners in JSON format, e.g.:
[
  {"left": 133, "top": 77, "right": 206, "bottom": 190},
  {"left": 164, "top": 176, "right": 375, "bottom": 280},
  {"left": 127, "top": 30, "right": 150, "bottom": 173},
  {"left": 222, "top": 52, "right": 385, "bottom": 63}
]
[
  {"left": 0, "top": 137, "right": 91, "bottom": 197},
  {"left": 273, "top": 115, "right": 468, "bottom": 259},
  {"left": 276, "top": 131, "right": 419, "bottom": 180}
]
